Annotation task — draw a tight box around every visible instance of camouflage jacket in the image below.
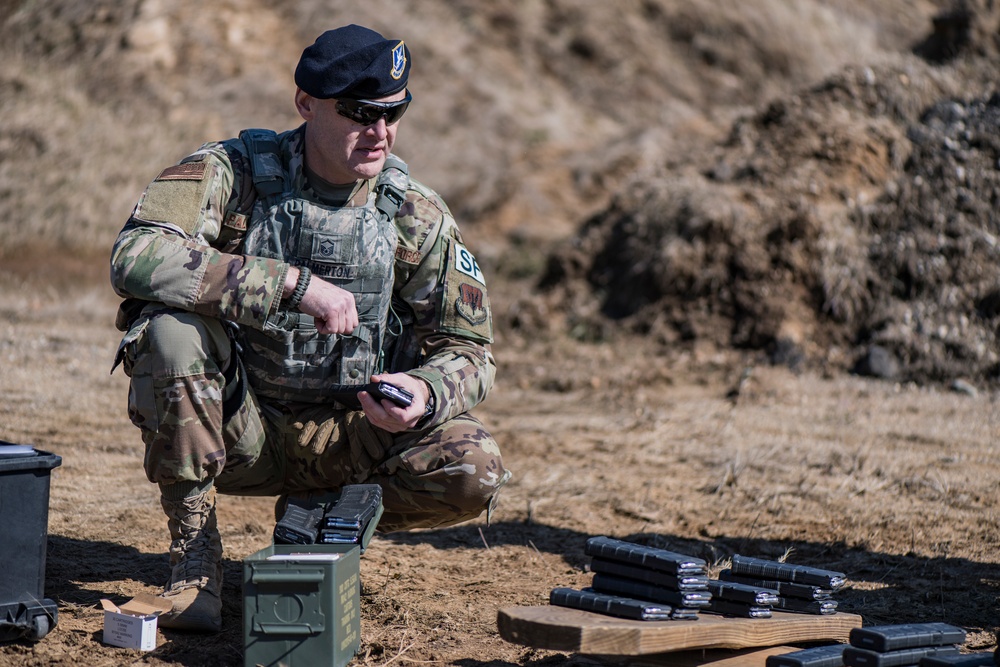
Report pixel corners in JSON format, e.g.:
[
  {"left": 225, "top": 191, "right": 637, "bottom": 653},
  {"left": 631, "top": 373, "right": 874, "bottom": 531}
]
[{"left": 110, "top": 125, "right": 495, "bottom": 425}]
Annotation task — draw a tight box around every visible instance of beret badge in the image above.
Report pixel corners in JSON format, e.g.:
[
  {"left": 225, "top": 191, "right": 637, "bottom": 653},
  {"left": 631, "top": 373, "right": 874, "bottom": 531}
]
[{"left": 391, "top": 41, "right": 407, "bottom": 81}]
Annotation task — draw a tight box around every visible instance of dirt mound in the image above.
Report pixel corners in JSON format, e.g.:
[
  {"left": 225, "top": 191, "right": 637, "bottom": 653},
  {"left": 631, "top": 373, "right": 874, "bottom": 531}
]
[
  {"left": 865, "top": 92, "right": 1000, "bottom": 385},
  {"left": 535, "top": 4, "right": 1000, "bottom": 388}
]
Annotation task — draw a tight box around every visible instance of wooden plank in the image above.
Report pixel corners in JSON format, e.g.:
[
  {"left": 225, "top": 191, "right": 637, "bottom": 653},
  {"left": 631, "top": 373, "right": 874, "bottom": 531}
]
[
  {"left": 497, "top": 606, "right": 861, "bottom": 655},
  {"left": 585, "top": 645, "right": 802, "bottom": 667}
]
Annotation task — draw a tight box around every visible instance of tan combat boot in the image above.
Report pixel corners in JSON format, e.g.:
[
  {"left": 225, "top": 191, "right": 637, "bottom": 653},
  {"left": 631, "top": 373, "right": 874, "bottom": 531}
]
[{"left": 157, "top": 487, "right": 224, "bottom": 632}]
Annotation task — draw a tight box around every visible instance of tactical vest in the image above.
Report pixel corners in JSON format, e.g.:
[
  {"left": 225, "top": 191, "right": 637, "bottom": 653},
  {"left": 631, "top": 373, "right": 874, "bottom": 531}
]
[{"left": 233, "top": 129, "right": 409, "bottom": 403}]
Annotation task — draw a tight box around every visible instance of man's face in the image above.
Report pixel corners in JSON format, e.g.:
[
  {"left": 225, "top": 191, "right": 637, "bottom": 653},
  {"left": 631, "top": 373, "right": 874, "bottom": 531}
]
[{"left": 296, "top": 88, "right": 408, "bottom": 184}]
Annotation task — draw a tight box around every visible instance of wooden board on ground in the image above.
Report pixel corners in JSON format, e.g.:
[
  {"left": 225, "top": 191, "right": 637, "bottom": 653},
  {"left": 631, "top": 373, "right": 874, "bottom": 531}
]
[
  {"left": 587, "top": 645, "right": 802, "bottom": 667},
  {"left": 497, "top": 606, "right": 861, "bottom": 655}
]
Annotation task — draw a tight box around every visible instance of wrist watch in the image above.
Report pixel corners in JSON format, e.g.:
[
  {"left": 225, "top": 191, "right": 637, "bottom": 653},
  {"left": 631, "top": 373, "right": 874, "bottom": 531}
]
[{"left": 421, "top": 394, "right": 435, "bottom": 421}]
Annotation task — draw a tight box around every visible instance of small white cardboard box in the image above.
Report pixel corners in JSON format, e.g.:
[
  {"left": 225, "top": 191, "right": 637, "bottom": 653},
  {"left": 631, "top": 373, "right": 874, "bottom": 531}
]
[{"left": 101, "top": 593, "right": 172, "bottom": 651}]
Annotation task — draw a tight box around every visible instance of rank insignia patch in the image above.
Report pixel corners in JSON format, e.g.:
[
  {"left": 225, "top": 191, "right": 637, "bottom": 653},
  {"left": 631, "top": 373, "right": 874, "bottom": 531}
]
[
  {"left": 311, "top": 232, "right": 350, "bottom": 264},
  {"left": 455, "top": 283, "right": 488, "bottom": 326},
  {"left": 318, "top": 237, "right": 338, "bottom": 259}
]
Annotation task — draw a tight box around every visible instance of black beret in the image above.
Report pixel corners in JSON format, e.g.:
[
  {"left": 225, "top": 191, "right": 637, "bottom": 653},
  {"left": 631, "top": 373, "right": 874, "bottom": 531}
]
[{"left": 295, "top": 25, "right": 410, "bottom": 100}]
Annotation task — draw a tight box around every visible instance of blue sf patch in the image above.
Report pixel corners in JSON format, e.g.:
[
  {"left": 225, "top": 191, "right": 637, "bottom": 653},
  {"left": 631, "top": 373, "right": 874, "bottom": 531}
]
[{"left": 391, "top": 41, "right": 407, "bottom": 80}]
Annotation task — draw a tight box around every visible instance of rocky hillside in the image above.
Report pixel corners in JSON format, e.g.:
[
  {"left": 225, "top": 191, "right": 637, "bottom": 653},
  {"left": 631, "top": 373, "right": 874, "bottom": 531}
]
[
  {"left": 0, "top": 0, "right": 944, "bottom": 249},
  {"left": 3, "top": 0, "right": 997, "bottom": 386}
]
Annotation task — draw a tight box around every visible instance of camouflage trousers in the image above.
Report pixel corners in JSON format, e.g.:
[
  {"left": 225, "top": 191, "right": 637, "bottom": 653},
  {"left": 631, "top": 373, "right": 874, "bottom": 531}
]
[{"left": 116, "top": 306, "right": 510, "bottom": 532}]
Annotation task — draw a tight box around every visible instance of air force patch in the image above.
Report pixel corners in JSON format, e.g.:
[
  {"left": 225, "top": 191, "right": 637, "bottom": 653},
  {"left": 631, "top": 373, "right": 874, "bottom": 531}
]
[
  {"left": 456, "top": 283, "right": 488, "bottom": 326},
  {"left": 391, "top": 41, "right": 407, "bottom": 80}
]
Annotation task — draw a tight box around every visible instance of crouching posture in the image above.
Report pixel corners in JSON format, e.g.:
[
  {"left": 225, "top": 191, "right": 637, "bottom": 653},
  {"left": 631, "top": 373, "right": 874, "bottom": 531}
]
[{"left": 109, "top": 25, "right": 510, "bottom": 632}]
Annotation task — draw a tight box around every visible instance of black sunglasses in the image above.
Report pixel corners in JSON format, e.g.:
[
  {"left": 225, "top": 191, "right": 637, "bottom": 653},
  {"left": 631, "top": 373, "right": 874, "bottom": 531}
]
[{"left": 335, "top": 91, "right": 412, "bottom": 126}]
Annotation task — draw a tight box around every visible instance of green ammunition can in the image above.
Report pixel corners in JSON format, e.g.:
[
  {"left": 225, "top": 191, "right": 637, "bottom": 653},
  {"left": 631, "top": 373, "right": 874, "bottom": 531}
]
[{"left": 243, "top": 543, "right": 361, "bottom": 667}]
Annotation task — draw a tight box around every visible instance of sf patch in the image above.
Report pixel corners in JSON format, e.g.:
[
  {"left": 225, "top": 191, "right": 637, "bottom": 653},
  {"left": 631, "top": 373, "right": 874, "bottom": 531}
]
[
  {"left": 454, "top": 243, "right": 485, "bottom": 285},
  {"left": 441, "top": 238, "right": 492, "bottom": 342}
]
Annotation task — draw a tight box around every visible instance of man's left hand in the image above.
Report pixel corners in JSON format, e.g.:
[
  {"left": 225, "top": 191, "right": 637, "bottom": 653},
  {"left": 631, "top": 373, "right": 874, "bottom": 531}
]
[{"left": 358, "top": 373, "right": 432, "bottom": 433}]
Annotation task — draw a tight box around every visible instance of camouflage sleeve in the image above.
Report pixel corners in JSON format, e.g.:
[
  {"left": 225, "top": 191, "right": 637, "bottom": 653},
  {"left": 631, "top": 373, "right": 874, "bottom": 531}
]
[
  {"left": 393, "top": 179, "right": 496, "bottom": 425},
  {"left": 109, "top": 143, "right": 287, "bottom": 329}
]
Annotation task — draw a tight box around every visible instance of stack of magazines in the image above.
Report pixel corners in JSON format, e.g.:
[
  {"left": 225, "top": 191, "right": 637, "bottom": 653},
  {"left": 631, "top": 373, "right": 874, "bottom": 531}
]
[
  {"left": 549, "top": 536, "right": 711, "bottom": 621},
  {"left": 713, "top": 554, "right": 847, "bottom": 616}
]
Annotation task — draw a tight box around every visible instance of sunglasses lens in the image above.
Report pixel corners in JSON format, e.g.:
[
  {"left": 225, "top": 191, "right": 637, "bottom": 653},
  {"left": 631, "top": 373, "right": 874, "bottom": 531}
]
[
  {"left": 383, "top": 102, "right": 409, "bottom": 124},
  {"left": 336, "top": 94, "right": 411, "bottom": 126}
]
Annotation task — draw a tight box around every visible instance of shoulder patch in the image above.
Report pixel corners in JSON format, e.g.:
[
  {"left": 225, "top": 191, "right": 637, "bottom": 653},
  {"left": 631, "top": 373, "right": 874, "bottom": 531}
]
[
  {"left": 440, "top": 236, "right": 493, "bottom": 342},
  {"left": 156, "top": 162, "right": 207, "bottom": 181},
  {"left": 136, "top": 160, "right": 213, "bottom": 233},
  {"left": 455, "top": 283, "right": 488, "bottom": 326}
]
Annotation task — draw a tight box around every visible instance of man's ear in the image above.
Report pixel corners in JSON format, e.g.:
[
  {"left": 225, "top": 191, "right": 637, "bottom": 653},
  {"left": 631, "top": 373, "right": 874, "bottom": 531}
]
[{"left": 294, "top": 88, "right": 315, "bottom": 121}]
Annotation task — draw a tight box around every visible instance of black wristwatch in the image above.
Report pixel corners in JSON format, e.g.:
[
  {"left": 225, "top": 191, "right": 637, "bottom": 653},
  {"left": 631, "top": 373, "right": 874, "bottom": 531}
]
[{"left": 418, "top": 394, "right": 435, "bottom": 426}]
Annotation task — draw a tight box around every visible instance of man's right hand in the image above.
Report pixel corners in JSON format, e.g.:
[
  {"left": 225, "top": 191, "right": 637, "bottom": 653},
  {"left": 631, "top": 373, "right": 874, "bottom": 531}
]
[{"left": 286, "top": 266, "right": 359, "bottom": 334}]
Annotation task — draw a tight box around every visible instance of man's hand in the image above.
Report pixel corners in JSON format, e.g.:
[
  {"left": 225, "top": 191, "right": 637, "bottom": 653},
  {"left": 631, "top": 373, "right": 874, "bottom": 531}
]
[
  {"left": 285, "top": 266, "right": 359, "bottom": 334},
  {"left": 358, "top": 373, "right": 432, "bottom": 433}
]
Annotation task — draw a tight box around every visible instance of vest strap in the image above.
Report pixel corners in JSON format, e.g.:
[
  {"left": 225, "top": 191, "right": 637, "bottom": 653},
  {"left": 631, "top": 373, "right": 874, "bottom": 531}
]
[
  {"left": 374, "top": 154, "right": 409, "bottom": 220},
  {"left": 238, "top": 129, "right": 285, "bottom": 202}
]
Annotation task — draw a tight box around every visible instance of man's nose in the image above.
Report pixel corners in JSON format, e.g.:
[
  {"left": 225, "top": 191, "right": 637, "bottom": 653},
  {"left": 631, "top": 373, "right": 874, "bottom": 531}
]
[{"left": 366, "top": 117, "right": 389, "bottom": 138}]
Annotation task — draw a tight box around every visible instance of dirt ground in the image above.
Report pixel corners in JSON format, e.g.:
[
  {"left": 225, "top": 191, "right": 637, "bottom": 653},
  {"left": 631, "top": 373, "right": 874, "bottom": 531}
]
[{"left": 0, "top": 254, "right": 997, "bottom": 667}]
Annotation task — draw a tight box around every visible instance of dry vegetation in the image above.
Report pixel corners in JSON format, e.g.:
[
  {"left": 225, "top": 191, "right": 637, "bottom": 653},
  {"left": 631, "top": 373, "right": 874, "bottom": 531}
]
[{"left": 0, "top": 1, "right": 998, "bottom": 666}]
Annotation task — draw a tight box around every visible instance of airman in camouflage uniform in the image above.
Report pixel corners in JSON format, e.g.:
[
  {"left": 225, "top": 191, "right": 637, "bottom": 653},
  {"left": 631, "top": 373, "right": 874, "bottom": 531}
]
[{"left": 109, "top": 25, "right": 510, "bottom": 632}]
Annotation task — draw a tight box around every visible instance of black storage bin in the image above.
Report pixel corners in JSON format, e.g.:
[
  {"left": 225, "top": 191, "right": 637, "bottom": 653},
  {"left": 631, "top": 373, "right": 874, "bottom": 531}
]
[{"left": 0, "top": 443, "right": 62, "bottom": 642}]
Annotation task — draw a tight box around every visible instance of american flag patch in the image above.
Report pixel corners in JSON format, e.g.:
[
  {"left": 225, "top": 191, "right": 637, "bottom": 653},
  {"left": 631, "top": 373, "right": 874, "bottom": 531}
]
[{"left": 156, "top": 162, "right": 206, "bottom": 181}]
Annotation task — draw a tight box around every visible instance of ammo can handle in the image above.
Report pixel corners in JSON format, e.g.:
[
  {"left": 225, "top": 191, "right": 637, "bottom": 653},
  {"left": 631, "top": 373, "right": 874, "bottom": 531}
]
[
  {"left": 250, "top": 570, "right": 325, "bottom": 584},
  {"left": 255, "top": 622, "right": 320, "bottom": 636}
]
